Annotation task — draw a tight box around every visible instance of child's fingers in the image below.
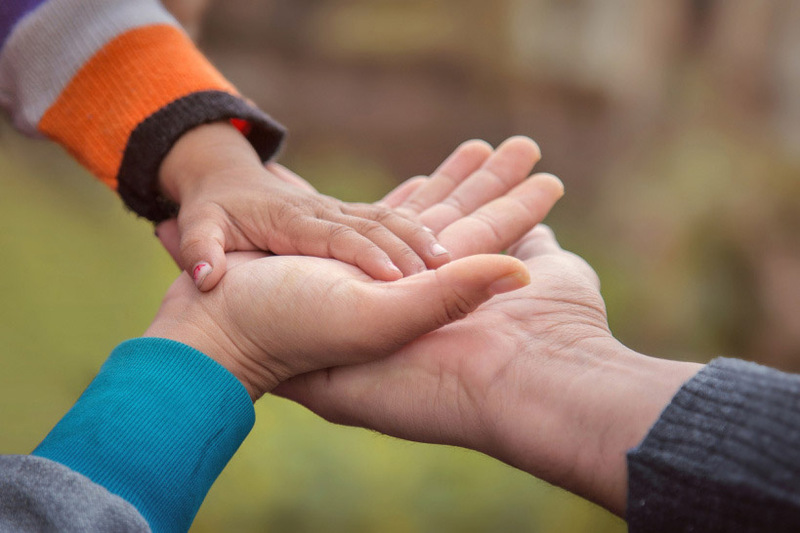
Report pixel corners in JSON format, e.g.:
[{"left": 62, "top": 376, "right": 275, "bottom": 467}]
[
  {"left": 341, "top": 217, "right": 426, "bottom": 277},
  {"left": 418, "top": 136, "right": 541, "bottom": 233},
  {"left": 277, "top": 218, "right": 404, "bottom": 281},
  {"left": 178, "top": 207, "right": 229, "bottom": 291},
  {"left": 341, "top": 204, "right": 451, "bottom": 270},
  {"left": 393, "top": 139, "right": 493, "bottom": 218}
]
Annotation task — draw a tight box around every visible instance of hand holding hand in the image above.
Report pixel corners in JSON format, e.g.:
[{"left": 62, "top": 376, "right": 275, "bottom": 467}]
[
  {"left": 276, "top": 225, "right": 702, "bottom": 516},
  {"left": 149, "top": 136, "right": 564, "bottom": 401}
]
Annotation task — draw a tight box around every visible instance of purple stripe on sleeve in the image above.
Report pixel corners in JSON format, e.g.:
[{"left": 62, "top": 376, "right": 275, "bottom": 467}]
[{"left": 0, "top": 0, "right": 45, "bottom": 47}]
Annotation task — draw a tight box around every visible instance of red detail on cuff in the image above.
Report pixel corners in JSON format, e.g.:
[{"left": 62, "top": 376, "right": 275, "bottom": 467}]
[{"left": 230, "top": 118, "right": 252, "bottom": 136}]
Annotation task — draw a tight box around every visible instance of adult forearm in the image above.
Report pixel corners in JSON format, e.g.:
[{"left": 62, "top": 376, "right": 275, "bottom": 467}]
[{"left": 491, "top": 338, "right": 701, "bottom": 515}]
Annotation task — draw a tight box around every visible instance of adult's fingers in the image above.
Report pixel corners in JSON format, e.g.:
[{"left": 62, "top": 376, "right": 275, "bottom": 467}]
[
  {"left": 438, "top": 173, "right": 564, "bottom": 259},
  {"left": 377, "top": 176, "right": 429, "bottom": 208},
  {"left": 507, "top": 224, "right": 563, "bottom": 260},
  {"left": 394, "top": 139, "right": 493, "bottom": 218},
  {"left": 508, "top": 224, "right": 602, "bottom": 290},
  {"left": 417, "top": 136, "right": 541, "bottom": 233}
]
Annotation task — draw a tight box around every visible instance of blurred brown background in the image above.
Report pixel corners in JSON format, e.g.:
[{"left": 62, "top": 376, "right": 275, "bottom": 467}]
[{"left": 2, "top": 1, "right": 799, "bottom": 532}]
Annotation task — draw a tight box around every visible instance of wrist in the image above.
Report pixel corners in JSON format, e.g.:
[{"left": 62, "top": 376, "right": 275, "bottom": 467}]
[
  {"left": 158, "top": 121, "right": 263, "bottom": 204},
  {"left": 144, "top": 285, "right": 278, "bottom": 402},
  {"left": 490, "top": 337, "right": 702, "bottom": 515},
  {"left": 576, "top": 343, "right": 702, "bottom": 514}
]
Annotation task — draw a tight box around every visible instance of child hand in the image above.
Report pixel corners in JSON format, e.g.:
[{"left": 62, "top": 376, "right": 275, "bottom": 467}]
[{"left": 159, "top": 122, "right": 450, "bottom": 290}]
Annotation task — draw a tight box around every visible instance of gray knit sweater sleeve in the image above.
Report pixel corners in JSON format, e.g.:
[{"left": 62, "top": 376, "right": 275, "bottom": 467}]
[
  {"left": 627, "top": 357, "right": 800, "bottom": 532},
  {"left": 0, "top": 455, "right": 150, "bottom": 532}
]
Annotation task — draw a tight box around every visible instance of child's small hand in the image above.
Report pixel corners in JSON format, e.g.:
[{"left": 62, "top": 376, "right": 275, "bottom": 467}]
[{"left": 159, "top": 122, "right": 450, "bottom": 290}]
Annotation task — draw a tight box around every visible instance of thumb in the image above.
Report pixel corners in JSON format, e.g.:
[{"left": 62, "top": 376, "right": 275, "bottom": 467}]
[
  {"left": 178, "top": 208, "right": 229, "bottom": 291},
  {"left": 359, "top": 254, "right": 529, "bottom": 349}
]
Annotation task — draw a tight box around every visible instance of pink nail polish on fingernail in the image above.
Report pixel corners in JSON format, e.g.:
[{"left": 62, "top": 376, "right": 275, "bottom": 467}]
[{"left": 192, "top": 262, "right": 212, "bottom": 287}]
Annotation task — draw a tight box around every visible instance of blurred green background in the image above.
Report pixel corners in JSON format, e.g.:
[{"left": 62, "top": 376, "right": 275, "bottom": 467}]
[{"left": 3, "top": 1, "right": 800, "bottom": 532}]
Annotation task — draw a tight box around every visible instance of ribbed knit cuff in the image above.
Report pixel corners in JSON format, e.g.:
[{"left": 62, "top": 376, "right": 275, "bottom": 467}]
[
  {"left": 117, "top": 90, "right": 286, "bottom": 222},
  {"left": 32, "top": 338, "right": 255, "bottom": 533},
  {"left": 627, "top": 357, "right": 800, "bottom": 533}
]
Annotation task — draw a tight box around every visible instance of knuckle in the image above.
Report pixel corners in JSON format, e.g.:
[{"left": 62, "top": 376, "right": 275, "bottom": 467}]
[
  {"left": 340, "top": 202, "right": 370, "bottom": 216},
  {"left": 369, "top": 206, "right": 397, "bottom": 225},
  {"left": 348, "top": 204, "right": 398, "bottom": 226},
  {"left": 438, "top": 287, "right": 476, "bottom": 324},
  {"left": 399, "top": 246, "right": 419, "bottom": 258},
  {"left": 180, "top": 232, "right": 205, "bottom": 255},
  {"left": 356, "top": 220, "right": 386, "bottom": 238},
  {"left": 401, "top": 197, "right": 428, "bottom": 214},
  {"left": 471, "top": 211, "right": 505, "bottom": 243},
  {"left": 443, "top": 195, "right": 468, "bottom": 215},
  {"left": 395, "top": 206, "right": 418, "bottom": 219},
  {"left": 398, "top": 250, "right": 426, "bottom": 272},
  {"left": 272, "top": 202, "right": 304, "bottom": 231},
  {"left": 401, "top": 221, "right": 431, "bottom": 241},
  {"left": 328, "top": 223, "right": 358, "bottom": 241}
]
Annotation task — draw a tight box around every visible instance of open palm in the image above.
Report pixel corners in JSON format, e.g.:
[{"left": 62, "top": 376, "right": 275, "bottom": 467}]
[{"left": 275, "top": 224, "right": 612, "bottom": 459}]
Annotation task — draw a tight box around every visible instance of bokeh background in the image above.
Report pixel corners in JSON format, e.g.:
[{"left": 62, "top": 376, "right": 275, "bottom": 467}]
[{"left": 2, "top": 1, "right": 800, "bottom": 531}]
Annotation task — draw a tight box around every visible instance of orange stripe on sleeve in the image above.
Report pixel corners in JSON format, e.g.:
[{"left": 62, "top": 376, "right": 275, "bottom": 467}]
[{"left": 38, "top": 24, "right": 237, "bottom": 189}]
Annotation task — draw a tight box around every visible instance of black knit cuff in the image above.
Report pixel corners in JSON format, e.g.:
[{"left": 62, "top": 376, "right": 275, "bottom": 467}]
[
  {"left": 117, "top": 90, "right": 286, "bottom": 223},
  {"left": 626, "top": 358, "right": 800, "bottom": 533}
]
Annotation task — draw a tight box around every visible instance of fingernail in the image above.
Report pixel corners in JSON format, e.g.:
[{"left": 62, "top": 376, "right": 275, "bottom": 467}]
[
  {"left": 192, "top": 262, "right": 212, "bottom": 287},
  {"left": 387, "top": 260, "right": 402, "bottom": 275},
  {"left": 489, "top": 272, "right": 529, "bottom": 295},
  {"left": 431, "top": 243, "right": 449, "bottom": 256},
  {"left": 423, "top": 226, "right": 434, "bottom": 233}
]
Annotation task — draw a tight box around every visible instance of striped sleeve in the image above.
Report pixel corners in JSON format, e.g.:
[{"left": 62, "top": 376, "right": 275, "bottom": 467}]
[{"left": 0, "top": 0, "right": 285, "bottom": 222}]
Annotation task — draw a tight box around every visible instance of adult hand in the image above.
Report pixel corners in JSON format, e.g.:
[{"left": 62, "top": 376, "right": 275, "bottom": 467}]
[
  {"left": 275, "top": 225, "right": 703, "bottom": 516},
  {"left": 148, "top": 136, "right": 565, "bottom": 400}
]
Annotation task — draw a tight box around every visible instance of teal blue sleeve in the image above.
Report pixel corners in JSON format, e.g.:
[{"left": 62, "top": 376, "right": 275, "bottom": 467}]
[{"left": 32, "top": 337, "right": 256, "bottom": 533}]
